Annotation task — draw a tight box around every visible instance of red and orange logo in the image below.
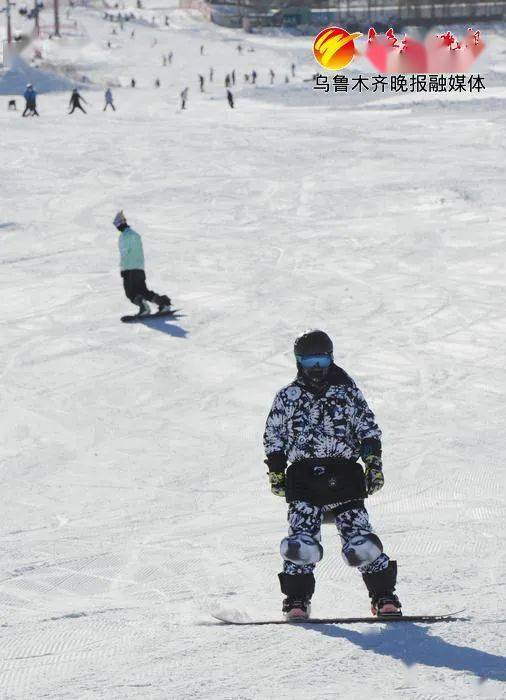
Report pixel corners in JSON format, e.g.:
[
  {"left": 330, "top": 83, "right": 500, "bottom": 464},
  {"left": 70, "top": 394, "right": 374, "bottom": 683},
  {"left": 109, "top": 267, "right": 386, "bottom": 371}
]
[{"left": 313, "top": 27, "right": 362, "bottom": 70}]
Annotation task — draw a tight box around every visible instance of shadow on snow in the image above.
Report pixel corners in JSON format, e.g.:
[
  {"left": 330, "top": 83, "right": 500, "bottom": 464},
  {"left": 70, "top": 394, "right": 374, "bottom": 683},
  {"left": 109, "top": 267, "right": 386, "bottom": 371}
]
[
  {"left": 136, "top": 317, "right": 188, "bottom": 338},
  {"left": 308, "top": 622, "right": 506, "bottom": 683}
]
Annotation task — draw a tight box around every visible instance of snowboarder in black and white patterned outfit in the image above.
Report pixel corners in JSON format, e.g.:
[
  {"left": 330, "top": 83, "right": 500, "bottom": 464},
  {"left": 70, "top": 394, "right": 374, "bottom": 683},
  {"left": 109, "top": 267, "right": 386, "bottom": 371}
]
[{"left": 263, "top": 329, "right": 402, "bottom": 620}]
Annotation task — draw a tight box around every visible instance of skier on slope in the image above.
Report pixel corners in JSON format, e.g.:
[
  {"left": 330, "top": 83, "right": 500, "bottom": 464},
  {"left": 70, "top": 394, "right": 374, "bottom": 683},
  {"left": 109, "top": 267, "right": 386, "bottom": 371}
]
[
  {"left": 22, "top": 84, "right": 39, "bottom": 116},
  {"left": 103, "top": 88, "right": 116, "bottom": 111},
  {"left": 68, "top": 88, "right": 87, "bottom": 114},
  {"left": 180, "top": 87, "right": 188, "bottom": 110},
  {"left": 113, "top": 211, "right": 171, "bottom": 316},
  {"left": 263, "top": 330, "right": 402, "bottom": 620}
]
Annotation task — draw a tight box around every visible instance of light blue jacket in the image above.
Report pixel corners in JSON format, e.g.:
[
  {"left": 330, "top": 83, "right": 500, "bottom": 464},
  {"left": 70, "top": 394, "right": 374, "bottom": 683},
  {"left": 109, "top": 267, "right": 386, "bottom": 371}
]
[{"left": 118, "top": 227, "right": 145, "bottom": 271}]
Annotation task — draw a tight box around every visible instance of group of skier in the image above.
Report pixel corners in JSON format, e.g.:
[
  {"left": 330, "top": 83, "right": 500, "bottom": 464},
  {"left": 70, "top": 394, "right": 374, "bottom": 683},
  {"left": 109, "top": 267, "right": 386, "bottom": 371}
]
[
  {"left": 16, "top": 26, "right": 298, "bottom": 117},
  {"left": 18, "top": 85, "right": 116, "bottom": 116},
  {"left": 18, "top": 79, "right": 238, "bottom": 114},
  {"left": 112, "top": 211, "right": 402, "bottom": 620}
]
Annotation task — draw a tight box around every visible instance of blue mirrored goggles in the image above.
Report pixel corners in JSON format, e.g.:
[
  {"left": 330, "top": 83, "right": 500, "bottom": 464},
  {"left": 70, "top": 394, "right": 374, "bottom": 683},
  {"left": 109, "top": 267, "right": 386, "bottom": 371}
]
[{"left": 296, "top": 354, "right": 333, "bottom": 369}]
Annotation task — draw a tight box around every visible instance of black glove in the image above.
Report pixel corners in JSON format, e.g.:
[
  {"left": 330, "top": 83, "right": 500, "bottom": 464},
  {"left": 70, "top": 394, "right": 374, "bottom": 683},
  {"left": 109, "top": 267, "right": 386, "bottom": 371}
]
[
  {"left": 267, "top": 471, "right": 285, "bottom": 497},
  {"left": 364, "top": 455, "right": 384, "bottom": 495}
]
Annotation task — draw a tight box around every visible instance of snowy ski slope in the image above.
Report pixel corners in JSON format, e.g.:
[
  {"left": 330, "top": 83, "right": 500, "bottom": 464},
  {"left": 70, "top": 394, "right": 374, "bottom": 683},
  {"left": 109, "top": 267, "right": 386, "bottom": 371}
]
[{"left": 1, "top": 3, "right": 505, "bottom": 698}]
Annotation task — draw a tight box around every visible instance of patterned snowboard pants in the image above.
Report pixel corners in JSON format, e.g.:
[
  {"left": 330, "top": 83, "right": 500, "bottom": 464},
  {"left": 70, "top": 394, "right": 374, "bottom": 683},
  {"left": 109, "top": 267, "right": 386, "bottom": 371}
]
[{"left": 283, "top": 500, "right": 390, "bottom": 576}]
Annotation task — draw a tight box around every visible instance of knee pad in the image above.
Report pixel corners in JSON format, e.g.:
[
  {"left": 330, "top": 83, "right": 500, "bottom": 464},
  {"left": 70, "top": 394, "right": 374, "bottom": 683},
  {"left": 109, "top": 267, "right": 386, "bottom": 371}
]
[
  {"left": 341, "top": 533, "right": 383, "bottom": 567},
  {"left": 280, "top": 533, "right": 323, "bottom": 566}
]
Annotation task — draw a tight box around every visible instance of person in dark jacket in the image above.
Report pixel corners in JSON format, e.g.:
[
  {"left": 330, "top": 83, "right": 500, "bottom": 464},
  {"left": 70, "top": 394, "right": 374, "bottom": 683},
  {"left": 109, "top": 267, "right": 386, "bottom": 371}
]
[
  {"left": 22, "top": 84, "right": 39, "bottom": 116},
  {"left": 226, "top": 89, "right": 234, "bottom": 109},
  {"left": 180, "top": 87, "right": 188, "bottom": 110},
  {"left": 68, "top": 88, "right": 87, "bottom": 114},
  {"left": 103, "top": 88, "right": 116, "bottom": 111},
  {"left": 264, "top": 329, "right": 402, "bottom": 620}
]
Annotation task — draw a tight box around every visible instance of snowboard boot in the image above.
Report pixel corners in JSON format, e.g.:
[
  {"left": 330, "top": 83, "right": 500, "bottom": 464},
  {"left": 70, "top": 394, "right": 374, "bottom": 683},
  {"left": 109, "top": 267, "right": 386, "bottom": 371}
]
[
  {"left": 362, "top": 560, "right": 402, "bottom": 617},
  {"left": 133, "top": 295, "right": 151, "bottom": 317},
  {"left": 150, "top": 294, "right": 171, "bottom": 313},
  {"left": 370, "top": 592, "right": 402, "bottom": 617},
  {"left": 279, "top": 572, "right": 315, "bottom": 621},
  {"left": 282, "top": 596, "right": 311, "bottom": 620},
  {"left": 157, "top": 295, "right": 172, "bottom": 313}
]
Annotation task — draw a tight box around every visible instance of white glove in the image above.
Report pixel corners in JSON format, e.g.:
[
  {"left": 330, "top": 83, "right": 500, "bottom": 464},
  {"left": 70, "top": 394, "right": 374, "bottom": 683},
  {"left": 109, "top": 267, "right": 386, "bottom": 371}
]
[{"left": 113, "top": 210, "right": 127, "bottom": 229}]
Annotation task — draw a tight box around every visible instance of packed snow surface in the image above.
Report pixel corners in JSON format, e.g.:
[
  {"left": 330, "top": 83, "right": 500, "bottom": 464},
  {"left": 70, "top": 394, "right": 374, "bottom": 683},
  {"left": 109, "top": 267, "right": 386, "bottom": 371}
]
[{"left": 1, "top": 2, "right": 505, "bottom": 698}]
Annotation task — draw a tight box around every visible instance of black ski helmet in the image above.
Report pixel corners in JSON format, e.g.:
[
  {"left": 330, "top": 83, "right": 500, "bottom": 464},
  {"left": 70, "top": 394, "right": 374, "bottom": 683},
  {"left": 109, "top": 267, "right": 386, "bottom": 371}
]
[
  {"left": 294, "top": 329, "right": 333, "bottom": 357},
  {"left": 294, "top": 329, "right": 334, "bottom": 387}
]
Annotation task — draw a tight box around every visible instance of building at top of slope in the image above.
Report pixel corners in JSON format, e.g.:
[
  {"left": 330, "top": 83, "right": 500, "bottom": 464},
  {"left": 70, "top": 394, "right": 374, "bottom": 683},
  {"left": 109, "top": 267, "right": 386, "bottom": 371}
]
[{"left": 179, "top": 0, "right": 506, "bottom": 31}]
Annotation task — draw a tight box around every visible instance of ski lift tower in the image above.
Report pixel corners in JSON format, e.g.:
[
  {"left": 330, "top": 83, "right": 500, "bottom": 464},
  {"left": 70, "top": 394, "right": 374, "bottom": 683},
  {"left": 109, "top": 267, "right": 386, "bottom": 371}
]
[
  {"left": 1, "top": 0, "right": 16, "bottom": 43},
  {"left": 54, "top": 0, "right": 60, "bottom": 36}
]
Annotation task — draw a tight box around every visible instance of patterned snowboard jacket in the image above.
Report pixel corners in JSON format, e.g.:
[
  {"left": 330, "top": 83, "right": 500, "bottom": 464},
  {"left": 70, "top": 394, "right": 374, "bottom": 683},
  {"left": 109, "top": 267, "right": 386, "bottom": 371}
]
[{"left": 263, "top": 365, "right": 382, "bottom": 473}]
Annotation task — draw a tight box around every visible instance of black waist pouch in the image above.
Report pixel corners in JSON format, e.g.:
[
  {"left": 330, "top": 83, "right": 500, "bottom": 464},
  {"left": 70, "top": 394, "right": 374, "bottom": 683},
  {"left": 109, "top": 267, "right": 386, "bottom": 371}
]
[{"left": 285, "top": 457, "right": 367, "bottom": 506}]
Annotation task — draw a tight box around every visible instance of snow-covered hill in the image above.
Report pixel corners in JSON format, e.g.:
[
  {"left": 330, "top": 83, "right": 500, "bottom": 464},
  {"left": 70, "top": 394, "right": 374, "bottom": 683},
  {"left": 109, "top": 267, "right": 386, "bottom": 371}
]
[{"left": 1, "top": 3, "right": 505, "bottom": 698}]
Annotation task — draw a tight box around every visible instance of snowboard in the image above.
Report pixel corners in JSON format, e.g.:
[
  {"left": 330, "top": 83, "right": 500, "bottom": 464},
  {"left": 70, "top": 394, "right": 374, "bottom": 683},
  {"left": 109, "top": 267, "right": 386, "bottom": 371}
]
[
  {"left": 212, "top": 611, "right": 466, "bottom": 626},
  {"left": 121, "top": 308, "right": 182, "bottom": 323}
]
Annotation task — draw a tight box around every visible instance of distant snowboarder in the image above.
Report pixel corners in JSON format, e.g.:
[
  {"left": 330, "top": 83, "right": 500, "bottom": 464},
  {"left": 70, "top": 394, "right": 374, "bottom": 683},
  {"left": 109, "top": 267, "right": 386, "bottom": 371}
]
[
  {"left": 22, "top": 83, "right": 39, "bottom": 116},
  {"left": 226, "top": 89, "right": 234, "bottom": 109},
  {"left": 155, "top": 78, "right": 161, "bottom": 88},
  {"left": 264, "top": 330, "right": 402, "bottom": 621},
  {"left": 103, "top": 88, "right": 116, "bottom": 111},
  {"left": 291, "top": 62, "right": 296, "bottom": 77},
  {"left": 131, "top": 78, "right": 136, "bottom": 88},
  {"left": 269, "top": 69, "right": 275, "bottom": 84},
  {"left": 200, "top": 44, "right": 204, "bottom": 55},
  {"left": 251, "top": 69, "right": 257, "bottom": 85},
  {"left": 113, "top": 211, "right": 171, "bottom": 317},
  {"left": 198, "top": 74, "right": 205, "bottom": 92},
  {"left": 180, "top": 87, "right": 188, "bottom": 110},
  {"left": 224, "top": 74, "right": 231, "bottom": 88},
  {"left": 68, "top": 88, "right": 87, "bottom": 114},
  {"left": 209, "top": 66, "right": 214, "bottom": 82},
  {"left": 168, "top": 51, "right": 173, "bottom": 64},
  {"left": 231, "top": 69, "right": 236, "bottom": 85}
]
